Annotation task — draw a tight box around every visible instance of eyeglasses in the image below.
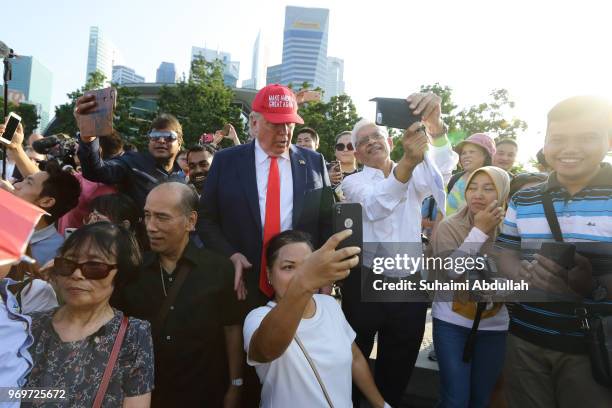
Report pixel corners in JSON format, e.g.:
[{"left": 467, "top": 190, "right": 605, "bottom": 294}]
[
  {"left": 355, "top": 132, "right": 385, "bottom": 148},
  {"left": 148, "top": 130, "right": 178, "bottom": 143},
  {"left": 53, "top": 257, "right": 117, "bottom": 280},
  {"left": 335, "top": 142, "right": 354, "bottom": 151}
]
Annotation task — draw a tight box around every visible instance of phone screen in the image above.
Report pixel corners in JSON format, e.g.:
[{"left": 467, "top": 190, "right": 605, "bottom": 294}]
[{"left": 2, "top": 115, "right": 20, "bottom": 142}]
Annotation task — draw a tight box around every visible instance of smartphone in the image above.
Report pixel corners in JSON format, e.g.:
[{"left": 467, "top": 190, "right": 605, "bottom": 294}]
[
  {"left": 76, "top": 87, "right": 116, "bottom": 138},
  {"left": 0, "top": 112, "right": 22, "bottom": 145},
  {"left": 539, "top": 242, "right": 576, "bottom": 269},
  {"left": 370, "top": 97, "right": 421, "bottom": 129},
  {"left": 222, "top": 124, "right": 232, "bottom": 136},
  {"left": 328, "top": 160, "right": 340, "bottom": 172},
  {"left": 332, "top": 203, "right": 363, "bottom": 270}
]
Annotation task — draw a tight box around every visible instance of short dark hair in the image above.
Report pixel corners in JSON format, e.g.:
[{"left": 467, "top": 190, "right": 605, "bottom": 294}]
[
  {"left": 296, "top": 127, "right": 319, "bottom": 142},
  {"left": 186, "top": 145, "right": 215, "bottom": 162},
  {"left": 151, "top": 113, "right": 183, "bottom": 143},
  {"left": 59, "top": 222, "right": 142, "bottom": 302},
  {"left": 265, "top": 230, "right": 314, "bottom": 270},
  {"left": 99, "top": 130, "right": 124, "bottom": 160},
  {"left": 90, "top": 193, "right": 140, "bottom": 229},
  {"left": 548, "top": 96, "right": 612, "bottom": 128},
  {"left": 40, "top": 161, "right": 81, "bottom": 223},
  {"left": 495, "top": 138, "right": 518, "bottom": 149}
]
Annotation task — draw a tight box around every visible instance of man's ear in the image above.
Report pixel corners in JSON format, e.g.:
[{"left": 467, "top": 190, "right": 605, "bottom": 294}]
[
  {"left": 188, "top": 211, "right": 198, "bottom": 231},
  {"left": 37, "top": 196, "right": 55, "bottom": 211},
  {"left": 387, "top": 137, "right": 394, "bottom": 149}
]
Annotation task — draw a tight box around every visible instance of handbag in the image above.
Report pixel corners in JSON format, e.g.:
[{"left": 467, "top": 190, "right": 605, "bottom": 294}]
[
  {"left": 294, "top": 334, "right": 334, "bottom": 408},
  {"left": 92, "top": 315, "right": 130, "bottom": 408},
  {"left": 542, "top": 190, "right": 612, "bottom": 387}
]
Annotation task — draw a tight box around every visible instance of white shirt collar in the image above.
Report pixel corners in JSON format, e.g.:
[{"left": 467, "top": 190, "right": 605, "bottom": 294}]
[
  {"left": 361, "top": 162, "right": 397, "bottom": 180},
  {"left": 254, "top": 139, "right": 290, "bottom": 165}
]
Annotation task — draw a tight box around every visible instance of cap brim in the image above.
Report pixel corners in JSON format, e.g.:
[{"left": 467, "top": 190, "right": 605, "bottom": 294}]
[{"left": 260, "top": 111, "right": 304, "bottom": 125}]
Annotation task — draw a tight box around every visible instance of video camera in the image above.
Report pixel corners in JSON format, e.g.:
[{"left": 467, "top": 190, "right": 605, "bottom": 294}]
[{"left": 32, "top": 134, "right": 78, "bottom": 169}]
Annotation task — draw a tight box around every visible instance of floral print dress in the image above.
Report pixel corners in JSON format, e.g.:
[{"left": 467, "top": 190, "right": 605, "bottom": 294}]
[{"left": 26, "top": 308, "right": 154, "bottom": 408}]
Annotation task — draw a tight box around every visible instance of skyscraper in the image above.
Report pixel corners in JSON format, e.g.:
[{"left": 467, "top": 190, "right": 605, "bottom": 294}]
[
  {"left": 112, "top": 65, "right": 145, "bottom": 85},
  {"left": 325, "top": 57, "right": 345, "bottom": 100},
  {"left": 278, "top": 6, "right": 329, "bottom": 89},
  {"left": 242, "top": 31, "right": 268, "bottom": 89},
  {"left": 191, "top": 47, "right": 240, "bottom": 87},
  {"left": 86, "top": 26, "right": 121, "bottom": 83},
  {"left": 7, "top": 56, "right": 53, "bottom": 130},
  {"left": 156, "top": 62, "right": 176, "bottom": 84}
]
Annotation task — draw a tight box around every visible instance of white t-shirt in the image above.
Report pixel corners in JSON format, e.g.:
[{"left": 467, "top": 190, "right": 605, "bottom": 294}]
[
  {"left": 19, "top": 279, "right": 58, "bottom": 314},
  {"left": 243, "top": 294, "right": 356, "bottom": 408}
]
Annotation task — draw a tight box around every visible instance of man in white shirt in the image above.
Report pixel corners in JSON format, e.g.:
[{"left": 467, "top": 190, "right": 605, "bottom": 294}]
[{"left": 341, "top": 92, "right": 458, "bottom": 407}]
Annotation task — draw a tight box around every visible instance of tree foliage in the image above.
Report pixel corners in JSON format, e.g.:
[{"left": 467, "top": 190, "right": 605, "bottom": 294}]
[
  {"left": 298, "top": 93, "right": 360, "bottom": 161},
  {"left": 156, "top": 59, "right": 245, "bottom": 147},
  {"left": 391, "top": 83, "right": 528, "bottom": 159},
  {"left": 0, "top": 98, "right": 40, "bottom": 136}
]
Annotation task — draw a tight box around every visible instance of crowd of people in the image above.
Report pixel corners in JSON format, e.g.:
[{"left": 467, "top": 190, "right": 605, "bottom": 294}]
[{"left": 0, "top": 82, "right": 611, "bottom": 408}]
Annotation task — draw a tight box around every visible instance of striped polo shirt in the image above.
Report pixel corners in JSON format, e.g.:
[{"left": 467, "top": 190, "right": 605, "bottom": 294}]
[{"left": 497, "top": 163, "right": 612, "bottom": 353}]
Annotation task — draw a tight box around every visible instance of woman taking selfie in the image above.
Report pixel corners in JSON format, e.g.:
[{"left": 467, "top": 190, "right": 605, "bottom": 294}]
[
  {"left": 431, "top": 166, "right": 510, "bottom": 408},
  {"left": 244, "top": 230, "right": 390, "bottom": 408},
  {"left": 27, "top": 223, "right": 154, "bottom": 408}
]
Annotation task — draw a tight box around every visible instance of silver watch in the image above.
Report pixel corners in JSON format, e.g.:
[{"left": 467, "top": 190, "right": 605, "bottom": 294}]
[{"left": 231, "top": 378, "right": 244, "bottom": 387}]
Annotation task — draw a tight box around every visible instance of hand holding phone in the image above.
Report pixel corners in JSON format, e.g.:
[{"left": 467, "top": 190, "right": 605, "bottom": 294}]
[
  {"left": 75, "top": 87, "right": 116, "bottom": 138},
  {"left": 0, "top": 112, "right": 22, "bottom": 145}
]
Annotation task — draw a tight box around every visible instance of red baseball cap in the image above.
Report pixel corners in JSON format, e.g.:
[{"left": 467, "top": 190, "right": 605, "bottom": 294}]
[{"left": 252, "top": 84, "right": 304, "bottom": 125}]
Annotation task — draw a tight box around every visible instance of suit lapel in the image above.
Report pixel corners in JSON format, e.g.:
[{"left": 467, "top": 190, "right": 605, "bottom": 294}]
[
  {"left": 238, "top": 141, "right": 263, "bottom": 234},
  {"left": 290, "top": 145, "right": 307, "bottom": 227}
]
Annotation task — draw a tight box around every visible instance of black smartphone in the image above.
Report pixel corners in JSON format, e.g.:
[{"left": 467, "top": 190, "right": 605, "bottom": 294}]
[
  {"left": 539, "top": 242, "right": 576, "bottom": 269},
  {"left": 370, "top": 97, "right": 421, "bottom": 129},
  {"left": 0, "top": 112, "right": 22, "bottom": 145},
  {"left": 332, "top": 203, "right": 363, "bottom": 270}
]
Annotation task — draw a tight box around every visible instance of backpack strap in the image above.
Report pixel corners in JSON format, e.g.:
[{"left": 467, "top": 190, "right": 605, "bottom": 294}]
[{"left": 447, "top": 171, "right": 465, "bottom": 194}]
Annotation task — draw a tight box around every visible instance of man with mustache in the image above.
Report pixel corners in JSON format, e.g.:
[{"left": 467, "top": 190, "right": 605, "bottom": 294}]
[
  {"left": 75, "top": 93, "right": 185, "bottom": 209},
  {"left": 341, "top": 92, "right": 458, "bottom": 407},
  {"left": 186, "top": 144, "right": 215, "bottom": 196}
]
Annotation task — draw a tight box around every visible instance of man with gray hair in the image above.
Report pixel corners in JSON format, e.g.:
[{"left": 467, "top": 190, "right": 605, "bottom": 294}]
[
  {"left": 341, "top": 92, "right": 458, "bottom": 406},
  {"left": 117, "top": 182, "right": 243, "bottom": 407}
]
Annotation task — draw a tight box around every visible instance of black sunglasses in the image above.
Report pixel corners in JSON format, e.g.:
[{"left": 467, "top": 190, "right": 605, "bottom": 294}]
[
  {"left": 335, "top": 142, "right": 354, "bottom": 151},
  {"left": 53, "top": 257, "right": 117, "bottom": 280}
]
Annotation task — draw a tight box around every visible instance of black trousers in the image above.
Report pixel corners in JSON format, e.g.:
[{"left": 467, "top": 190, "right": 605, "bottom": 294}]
[{"left": 341, "top": 269, "right": 427, "bottom": 407}]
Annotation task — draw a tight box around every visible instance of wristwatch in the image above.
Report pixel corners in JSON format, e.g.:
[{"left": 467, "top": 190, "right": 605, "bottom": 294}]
[{"left": 231, "top": 378, "right": 244, "bottom": 387}]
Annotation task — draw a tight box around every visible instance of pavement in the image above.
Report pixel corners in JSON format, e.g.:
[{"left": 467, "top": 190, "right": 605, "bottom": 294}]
[{"left": 362, "top": 309, "right": 439, "bottom": 408}]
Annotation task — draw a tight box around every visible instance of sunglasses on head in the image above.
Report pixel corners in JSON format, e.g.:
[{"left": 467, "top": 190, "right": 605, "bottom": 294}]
[
  {"left": 53, "top": 257, "right": 117, "bottom": 280},
  {"left": 335, "top": 142, "right": 354, "bottom": 151},
  {"left": 148, "top": 130, "right": 178, "bottom": 143}
]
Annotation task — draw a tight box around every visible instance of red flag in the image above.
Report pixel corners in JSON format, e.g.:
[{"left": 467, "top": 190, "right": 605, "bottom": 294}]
[{"left": 0, "top": 188, "right": 47, "bottom": 266}]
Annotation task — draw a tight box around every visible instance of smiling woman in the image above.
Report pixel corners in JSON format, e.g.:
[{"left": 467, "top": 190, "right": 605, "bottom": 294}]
[{"left": 26, "top": 223, "right": 154, "bottom": 408}]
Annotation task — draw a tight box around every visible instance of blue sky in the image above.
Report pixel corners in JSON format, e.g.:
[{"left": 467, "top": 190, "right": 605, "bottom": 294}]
[{"left": 5, "top": 0, "right": 612, "bottom": 164}]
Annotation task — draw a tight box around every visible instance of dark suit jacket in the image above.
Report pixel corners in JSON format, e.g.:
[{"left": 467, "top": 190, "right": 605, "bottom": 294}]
[{"left": 197, "top": 141, "right": 333, "bottom": 306}]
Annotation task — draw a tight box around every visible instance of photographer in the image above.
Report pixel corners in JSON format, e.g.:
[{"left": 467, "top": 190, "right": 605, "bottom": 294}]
[
  {"left": 75, "top": 94, "right": 186, "bottom": 209},
  {"left": 341, "top": 92, "right": 458, "bottom": 407}
]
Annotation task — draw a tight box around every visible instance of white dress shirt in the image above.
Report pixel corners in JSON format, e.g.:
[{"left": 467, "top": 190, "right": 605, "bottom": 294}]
[
  {"left": 254, "top": 139, "right": 294, "bottom": 233},
  {"left": 342, "top": 141, "right": 458, "bottom": 268}
]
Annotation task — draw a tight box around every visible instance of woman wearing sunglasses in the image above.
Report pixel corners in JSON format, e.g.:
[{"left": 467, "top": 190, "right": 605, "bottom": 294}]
[
  {"left": 26, "top": 222, "right": 154, "bottom": 408},
  {"left": 334, "top": 131, "right": 359, "bottom": 178}
]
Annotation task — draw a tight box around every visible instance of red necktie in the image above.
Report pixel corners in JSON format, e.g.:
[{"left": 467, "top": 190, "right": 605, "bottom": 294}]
[{"left": 260, "top": 156, "right": 280, "bottom": 297}]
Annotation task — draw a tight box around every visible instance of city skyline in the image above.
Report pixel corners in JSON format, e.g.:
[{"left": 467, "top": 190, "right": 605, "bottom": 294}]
[{"left": 3, "top": 0, "right": 612, "bottom": 164}]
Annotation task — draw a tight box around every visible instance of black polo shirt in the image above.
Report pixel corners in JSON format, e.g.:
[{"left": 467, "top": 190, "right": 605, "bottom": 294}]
[{"left": 115, "top": 239, "right": 240, "bottom": 407}]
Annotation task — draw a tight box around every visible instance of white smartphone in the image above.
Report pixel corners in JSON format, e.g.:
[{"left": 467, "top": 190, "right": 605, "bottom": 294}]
[{"left": 0, "top": 112, "right": 22, "bottom": 145}]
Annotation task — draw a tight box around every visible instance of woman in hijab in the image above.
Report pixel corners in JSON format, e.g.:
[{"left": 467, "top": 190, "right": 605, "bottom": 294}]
[{"left": 431, "top": 166, "right": 511, "bottom": 408}]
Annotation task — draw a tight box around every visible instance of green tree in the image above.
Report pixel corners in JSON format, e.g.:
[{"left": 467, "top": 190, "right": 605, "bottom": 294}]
[
  {"left": 390, "top": 84, "right": 528, "bottom": 159},
  {"left": 156, "top": 58, "right": 245, "bottom": 147},
  {"left": 0, "top": 99, "right": 40, "bottom": 136},
  {"left": 298, "top": 94, "right": 360, "bottom": 160}
]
